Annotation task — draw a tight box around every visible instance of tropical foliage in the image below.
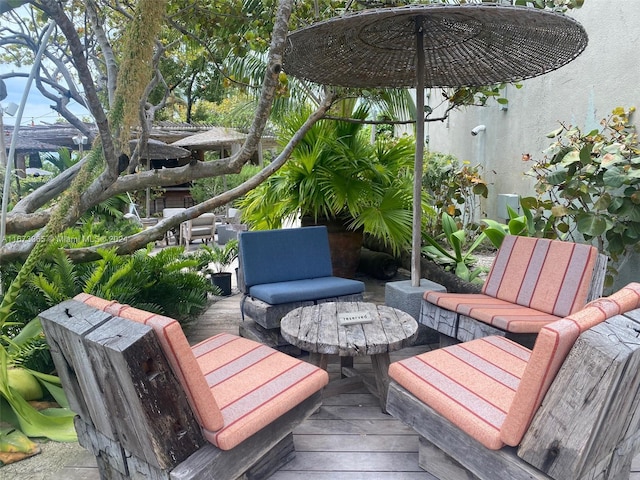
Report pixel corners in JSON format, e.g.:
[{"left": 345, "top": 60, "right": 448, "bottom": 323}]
[
  {"left": 422, "top": 212, "right": 488, "bottom": 284},
  {"left": 422, "top": 151, "right": 488, "bottom": 238},
  {"left": 0, "top": 243, "right": 211, "bottom": 442},
  {"left": 195, "top": 240, "right": 239, "bottom": 275},
  {"left": 524, "top": 106, "right": 639, "bottom": 286},
  {"left": 4, "top": 246, "right": 211, "bottom": 334},
  {"left": 240, "top": 103, "right": 424, "bottom": 255}
]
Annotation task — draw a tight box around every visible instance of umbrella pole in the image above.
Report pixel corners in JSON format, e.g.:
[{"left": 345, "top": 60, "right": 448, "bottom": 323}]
[{"left": 412, "top": 18, "right": 425, "bottom": 288}]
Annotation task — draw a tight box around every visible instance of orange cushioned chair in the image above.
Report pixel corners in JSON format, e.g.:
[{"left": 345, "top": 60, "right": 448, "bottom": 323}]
[
  {"left": 74, "top": 293, "right": 329, "bottom": 450},
  {"left": 423, "top": 235, "right": 603, "bottom": 339},
  {"left": 389, "top": 283, "right": 640, "bottom": 450}
]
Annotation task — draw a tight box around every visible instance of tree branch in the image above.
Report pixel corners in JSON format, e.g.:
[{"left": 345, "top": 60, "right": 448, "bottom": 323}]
[
  {"left": 40, "top": 0, "right": 116, "bottom": 174},
  {"left": 0, "top": 0, "right": 312, "bottom": 263}
]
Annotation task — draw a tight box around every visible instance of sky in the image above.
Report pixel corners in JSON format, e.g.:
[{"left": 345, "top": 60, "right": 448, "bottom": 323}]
[{"left": 1, "top": 71, "right": 91, "bottom": 127}]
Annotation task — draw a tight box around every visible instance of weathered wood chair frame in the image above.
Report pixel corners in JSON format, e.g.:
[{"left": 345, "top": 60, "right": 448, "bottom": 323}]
[
  {"left": 387, "top": 284, "right": 640, "bottom": 480},
  {"left": 40, "top": 299, "right": 327, "bottom": 480}
]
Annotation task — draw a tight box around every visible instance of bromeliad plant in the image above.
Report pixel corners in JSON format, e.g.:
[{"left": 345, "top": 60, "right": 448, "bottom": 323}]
[{"left": 422, "top": 212, "right": 488, "bottom": 284}]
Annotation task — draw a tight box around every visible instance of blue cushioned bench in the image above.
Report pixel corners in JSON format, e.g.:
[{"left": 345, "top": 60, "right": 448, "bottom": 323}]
[{"left": 238, "top": 226, "right": 365, "bottom": 351}]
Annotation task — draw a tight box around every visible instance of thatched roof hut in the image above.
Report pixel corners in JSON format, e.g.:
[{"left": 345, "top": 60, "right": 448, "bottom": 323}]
[{"left": 171, "top": 126, "right": 247, "bottom": 150}]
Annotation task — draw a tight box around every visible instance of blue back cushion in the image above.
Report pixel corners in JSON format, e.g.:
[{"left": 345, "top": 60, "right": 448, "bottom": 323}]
[{"left": 239, "top": 227, "right": 334, "bottom": 287}]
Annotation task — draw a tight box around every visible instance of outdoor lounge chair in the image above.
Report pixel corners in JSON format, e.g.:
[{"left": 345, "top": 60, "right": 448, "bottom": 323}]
[
  {"left": 180, "top": 212, "right": 218, "bottom": 249},
  {"left": 40, "top": 294, "right": 329, "bottom": 479},
  {"left": 421, "top": 235, "right": 607, "bottom": 344},
  {"left": 387, "top": 283, "right": 640, "bottom": 480}
]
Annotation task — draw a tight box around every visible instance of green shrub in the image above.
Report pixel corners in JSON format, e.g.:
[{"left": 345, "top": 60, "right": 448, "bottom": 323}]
[
  {"left": 422, "top": 151, "right": 488, "bottom": 238},
  {"left": 525, "top": 106, "right": 639, "bottom": 287}
]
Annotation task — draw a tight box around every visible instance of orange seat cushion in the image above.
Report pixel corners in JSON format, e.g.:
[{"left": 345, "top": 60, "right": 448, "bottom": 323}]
[
  {"left": 193, "top": 333, "right": 328, "bottom": 450},
  {"left": 389, "top": 336, "right": 530, "bottom": 450},
  {"left": 425, "top": 292, "right": 560, "bottom": 333}
]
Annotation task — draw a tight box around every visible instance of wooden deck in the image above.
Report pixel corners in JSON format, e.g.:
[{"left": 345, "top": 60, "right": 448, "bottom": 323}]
[
  {"left": 271, "top": 348, "right": 436, "bottom": 480},
  {"left": 14, "top": 272, "right": 640, "bottom": 479}
]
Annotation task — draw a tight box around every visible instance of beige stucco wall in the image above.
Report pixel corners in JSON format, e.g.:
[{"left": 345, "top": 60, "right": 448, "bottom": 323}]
[{"left": 426, "top": 0, "right": 640, "bottom": 222}]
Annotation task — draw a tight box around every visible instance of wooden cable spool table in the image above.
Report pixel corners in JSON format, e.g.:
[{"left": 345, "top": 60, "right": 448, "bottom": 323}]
[{"left": 280, "top": 302, "right": 418, "bottom": 412}]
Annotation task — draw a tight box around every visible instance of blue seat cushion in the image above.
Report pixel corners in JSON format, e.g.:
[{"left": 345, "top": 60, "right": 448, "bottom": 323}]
[{"left": 248, "top": 277, "right": 365, "bottom": 305}]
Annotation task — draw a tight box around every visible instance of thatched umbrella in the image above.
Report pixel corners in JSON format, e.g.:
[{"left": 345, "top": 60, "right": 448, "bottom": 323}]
[{"left": 283, "top": 3, "right": 588, "bottom": 286}]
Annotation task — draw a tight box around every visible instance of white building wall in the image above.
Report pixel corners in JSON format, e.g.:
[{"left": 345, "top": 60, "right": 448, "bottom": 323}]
[{"left": 425, "top": 0, "right": 640, "bottom": 221}]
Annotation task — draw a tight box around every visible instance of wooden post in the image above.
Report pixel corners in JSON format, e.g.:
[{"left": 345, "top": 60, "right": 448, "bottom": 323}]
[
  {"left": 40, "top": 300, "right": 205, "bottom": 473},
  {"left": 518, "top": 310, "right": 640, "bottom": 480}
]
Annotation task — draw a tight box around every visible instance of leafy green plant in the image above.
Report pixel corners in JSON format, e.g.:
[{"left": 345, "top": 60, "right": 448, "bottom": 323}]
[
  {"left": 3, "top": 245, "right": 212, "bottom": 352},
  {"left": 525, "top": 106, "right": 640, "bottom": 286},
  {"left": 422, "top": 152, "right": 488, "bottom": 238},
  {"left": 67, "top": 246, "right": 210, "bottom": 323},
  {"left": 240, "top": 102, "right": 425, "bottom": 256},
  {"left": 41, "top": 147, "right": 77, "bottom": 173},
  {"left": 422, "top": 212, "right": 488, "bottom": 284},
  {"left": 195, "top": 240, "right": 238, "bottom": 275},
  {"left": 482, "top": 197, "right": 557, "bottom": 249}
]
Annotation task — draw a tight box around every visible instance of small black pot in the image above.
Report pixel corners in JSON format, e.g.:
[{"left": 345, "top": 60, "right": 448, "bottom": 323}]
[{"left": 210, "top": 272, "right": 232, "bottom": 296}]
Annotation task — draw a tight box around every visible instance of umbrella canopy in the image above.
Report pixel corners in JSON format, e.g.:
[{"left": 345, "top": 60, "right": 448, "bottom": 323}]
[
  {"left": 284, "top": 4, "right": 588, "bottom": 88},
  {"left": 283, "top": 3, "right": 588, "bottom": 286}
]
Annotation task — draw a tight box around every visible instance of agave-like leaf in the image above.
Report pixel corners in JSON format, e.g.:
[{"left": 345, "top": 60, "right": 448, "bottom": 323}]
[{"left": 0, "top": 348, "right": 76, "bottom": 442}]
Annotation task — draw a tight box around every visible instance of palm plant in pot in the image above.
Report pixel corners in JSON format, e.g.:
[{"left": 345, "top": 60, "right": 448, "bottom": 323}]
[
  {"left": 240, "top": 102, "right": 425, "bottom": 278},
  {"left": 196, "top": 240, "right": 238, "bottom": 296}
]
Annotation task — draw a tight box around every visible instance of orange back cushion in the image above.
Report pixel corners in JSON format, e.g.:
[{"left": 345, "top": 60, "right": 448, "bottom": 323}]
[
  {"left": 500, "top": 283, "right": 640, "bottom": 446},
  {"left": 482, "top": 236, "right": 598, "bottom": 317}
]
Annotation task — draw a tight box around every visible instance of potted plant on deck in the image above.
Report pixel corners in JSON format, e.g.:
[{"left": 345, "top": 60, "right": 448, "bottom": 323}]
[
  {"left": 240, "top": 102, "right": 426, "bottom": 278},
  {"left": 196, "top": 240, "right": 238, "bottom": 296}
]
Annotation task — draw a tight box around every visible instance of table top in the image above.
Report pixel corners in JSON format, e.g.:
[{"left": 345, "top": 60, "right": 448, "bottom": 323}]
[{"left": 280, "top": 302, "right": 418, "bottom": 357}]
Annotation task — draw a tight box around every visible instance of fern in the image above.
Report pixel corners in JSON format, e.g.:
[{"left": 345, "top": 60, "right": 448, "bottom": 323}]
[
  {"left": 7, "top": 337, "right": 52, "bottom": 374},
  {"left": 83, "top": 248, "right": 119, "bottom": 295},
  {"left": 102, "top": 257, "right": 136, "bottom": 293},
  {"left": 30, "top": 275, "right": 67, "bottom": 305},
  {"left": 47, "top": 249, "right": 78, "bottom": 297}
]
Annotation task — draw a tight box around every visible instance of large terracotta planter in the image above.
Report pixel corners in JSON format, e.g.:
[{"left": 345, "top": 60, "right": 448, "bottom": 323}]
[{"left": 302, "top": 217, "right": 363, "bottom": 279}]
